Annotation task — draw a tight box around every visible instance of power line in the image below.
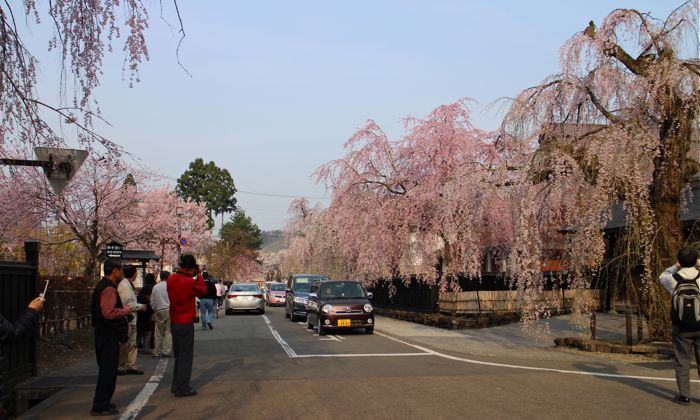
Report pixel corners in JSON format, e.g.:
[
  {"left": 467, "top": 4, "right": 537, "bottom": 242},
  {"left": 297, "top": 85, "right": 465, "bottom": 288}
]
[
  {"left": 157, "top": 173, "right": 331, "bottom": 200},
  {"left": 237, "top": 190, "right": 331, "bottom": 200}
]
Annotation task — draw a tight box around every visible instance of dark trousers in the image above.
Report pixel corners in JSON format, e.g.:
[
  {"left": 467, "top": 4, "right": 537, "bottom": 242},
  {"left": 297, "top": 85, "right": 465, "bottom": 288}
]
[
  {"left": 171, "top": 322, "right": 195, "bottom": 393},
  {"left": 93, "top": 334, "right": 119, "bottom": 410},
  {"left": 672, "top": 325, "right": 700, "bottom": 397}
]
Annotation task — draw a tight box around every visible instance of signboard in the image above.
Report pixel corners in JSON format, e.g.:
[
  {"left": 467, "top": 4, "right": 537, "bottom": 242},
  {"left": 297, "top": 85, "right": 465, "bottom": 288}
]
[
  {"left": 105, "top": 241, "right": 124, "bottom": 259},
  {"left": 34, "top": 147, "right": 88, "bottom": 195}
]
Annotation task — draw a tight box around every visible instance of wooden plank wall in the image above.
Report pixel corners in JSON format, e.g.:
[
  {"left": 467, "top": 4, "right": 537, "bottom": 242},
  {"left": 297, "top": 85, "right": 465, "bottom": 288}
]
[{"left": 438, "top": 289, "right": 602, "bottom": 314}]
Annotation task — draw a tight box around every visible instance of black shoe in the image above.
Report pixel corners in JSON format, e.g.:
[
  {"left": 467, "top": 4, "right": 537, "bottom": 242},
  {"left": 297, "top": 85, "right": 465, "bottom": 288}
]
[
  {"left": 174, "top": 388, "right": 197, "bottom": 397},
  {"left": 126, "top": 368, "right": 144, "bottom": 375},
  {"left": 117, "top": 370, "right": 127, "bottom": 376},
  {"left": 673, "top": 395, "right": 690, "bottom": 405},
  {"left": 91, "top": 406, "right": 119, "bottom": 416},
  {"left": 208, "top": 322, "right": 213, "bottom": 330}
]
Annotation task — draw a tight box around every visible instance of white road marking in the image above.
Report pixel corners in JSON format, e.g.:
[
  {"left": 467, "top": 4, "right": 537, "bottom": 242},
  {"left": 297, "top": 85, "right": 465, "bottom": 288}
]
[
  {"left": 263, "top": 314, "right": 298, "bottom": 358},
  {"left": 294, "top": 353, "right": 432, "bottom": 358},
  {"left": 119, "top": 358, "right": 168, "bottom": 420},
  {"left": 374, "top": 331, "right": 700, "bottom": 384},
  {"left": 333, "top": 335, "right": 346, "bottom": 340}
]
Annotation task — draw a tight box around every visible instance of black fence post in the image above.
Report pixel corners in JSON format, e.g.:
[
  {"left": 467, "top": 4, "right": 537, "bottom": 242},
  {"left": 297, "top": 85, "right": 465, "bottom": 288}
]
[{"left": 24, "top": 241, "right": 39, "bottom": 267}]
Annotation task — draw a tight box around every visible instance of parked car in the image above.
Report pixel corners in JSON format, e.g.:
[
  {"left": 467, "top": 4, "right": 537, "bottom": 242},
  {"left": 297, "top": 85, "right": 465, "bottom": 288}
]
[
  {"left": 285, "top": 274, "right": 329, "bottom": 321},
  {"left": 265, "top": 282, "right": 287, "bottom": 306},
  {"left": 306, "top": 280, "right": 374, "bottom": 335},
  {"left": 225, "top": 283, "right": 265, "bottom": 315}
]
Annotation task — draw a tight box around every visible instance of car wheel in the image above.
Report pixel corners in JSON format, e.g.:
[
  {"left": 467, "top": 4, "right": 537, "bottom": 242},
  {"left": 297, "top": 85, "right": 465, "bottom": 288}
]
[
  {"left": 365, "top": 327, "right": 374, "bottom": 335},
  {"left": 317, "top": 317, "right": 326, "bottom": 336},
  {"left": 260, "top": 308, "right": 265, "bottom": 315},
  {"left": 225, "top": 309, "right": 233, "bottom": 316}
]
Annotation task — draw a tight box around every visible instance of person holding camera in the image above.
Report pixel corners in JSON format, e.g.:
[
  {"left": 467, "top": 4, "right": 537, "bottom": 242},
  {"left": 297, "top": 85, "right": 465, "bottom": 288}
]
[
  {"left": 167, "top": 254, "right": 208, "bottom": 397},
  {"left": 91, "top": 258, "right": 139, "bottom": 416},
  {"left": 659, "top": 247, "right": 700, "bottom": 405}
]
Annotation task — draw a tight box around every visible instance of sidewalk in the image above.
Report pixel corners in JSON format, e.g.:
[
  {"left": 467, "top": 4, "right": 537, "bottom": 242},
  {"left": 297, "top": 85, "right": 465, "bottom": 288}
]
[
  {"left": 374, "top": 312, "right": 657, "bottom": 363},
  {"left": 17, "top": 353, "right": 164, "bottom": 419}
]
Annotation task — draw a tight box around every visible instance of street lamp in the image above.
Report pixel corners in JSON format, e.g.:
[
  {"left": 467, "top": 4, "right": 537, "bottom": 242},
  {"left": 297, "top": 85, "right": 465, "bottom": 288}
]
[{"left": 176, "top": 205, "right": 184, "bottom": 264}]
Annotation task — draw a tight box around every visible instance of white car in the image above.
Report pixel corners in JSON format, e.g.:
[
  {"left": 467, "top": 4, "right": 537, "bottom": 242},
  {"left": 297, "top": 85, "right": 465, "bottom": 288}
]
[{"left": 225, "top": 283, "right": 265, "bottom": 315}]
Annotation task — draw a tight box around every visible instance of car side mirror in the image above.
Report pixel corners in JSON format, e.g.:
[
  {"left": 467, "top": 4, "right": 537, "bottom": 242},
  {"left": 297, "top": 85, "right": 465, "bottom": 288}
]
[{"left": 367, "top": 292, "right": 373, "bottom": 299}]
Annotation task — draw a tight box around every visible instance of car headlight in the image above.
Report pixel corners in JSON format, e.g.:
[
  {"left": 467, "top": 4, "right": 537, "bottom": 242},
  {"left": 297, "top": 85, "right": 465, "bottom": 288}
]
[
  {"left": 322, "top": 304, "right": 333, "bottom": 314},
  {"left": 364, "top": 303, "right": 373, "bottom": 313},
  {"left": 293, "top": 296, "right": 308, "bottom": 304}
]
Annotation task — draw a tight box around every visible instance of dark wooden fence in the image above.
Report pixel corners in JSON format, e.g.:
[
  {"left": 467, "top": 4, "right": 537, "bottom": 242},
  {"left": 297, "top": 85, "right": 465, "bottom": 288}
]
[
  {"left": 368, "top": 277, "right": 439, "bottom": 313},
  {"left": 37, "top": 276, "right": 93, "bottom": 337},
  {"left": 367, "top": 272, "right": 587, "bottom": 314},
  {"left": 0, "top": 242, "right": 38, "bottom": 413}
]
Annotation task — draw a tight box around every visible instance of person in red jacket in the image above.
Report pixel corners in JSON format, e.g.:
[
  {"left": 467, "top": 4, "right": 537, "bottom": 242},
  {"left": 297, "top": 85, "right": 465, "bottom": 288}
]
[{"left": 167, "top": 254, "right": 208, "bottom": 397}]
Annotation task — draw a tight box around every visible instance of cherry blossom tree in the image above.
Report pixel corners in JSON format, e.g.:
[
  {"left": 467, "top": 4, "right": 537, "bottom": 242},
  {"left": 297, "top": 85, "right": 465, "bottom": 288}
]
[
  {"left": 311, "top": 100, "right": 513, "bottom": 287},
  {"left": 0, "top": 1, "right": 184, "bottom": 156},
  {"left": 1, "top": 157, "right": 211, "bottom": 279},
  {"left": 283, "top": 198, "right": 343, "bottom": 279},
  {"left": 502, "top": 3, "right": 700, "bottom": 338}
]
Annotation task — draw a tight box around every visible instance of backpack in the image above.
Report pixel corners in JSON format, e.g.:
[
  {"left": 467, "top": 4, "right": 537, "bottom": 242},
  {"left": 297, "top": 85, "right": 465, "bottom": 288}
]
[{"left": 671, "top": 272, "right": 700, "bottom": 329}]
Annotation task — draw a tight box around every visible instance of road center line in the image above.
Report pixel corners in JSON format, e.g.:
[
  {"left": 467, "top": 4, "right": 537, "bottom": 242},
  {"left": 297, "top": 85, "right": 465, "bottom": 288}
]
[
  {"left": 263, "top": 314, "right": 298, "bottom": 358},
  {"left": 119, "top": 358, "right": 168, "bottom": 420},
  {"left": 374, "top": 331, "right": 700, "bottom": 384}
]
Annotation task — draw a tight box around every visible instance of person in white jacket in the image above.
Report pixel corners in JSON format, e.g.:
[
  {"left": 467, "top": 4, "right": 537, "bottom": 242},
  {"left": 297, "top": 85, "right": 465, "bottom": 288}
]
[
  {"left": 658, "top": 247, "right": 700, "bottom": 405},
  {"left": 150, "top": 271, "right": 172, "bottom": 358},
  {"left": 117, "top": 265, "right": 145, "bottom": 375}
]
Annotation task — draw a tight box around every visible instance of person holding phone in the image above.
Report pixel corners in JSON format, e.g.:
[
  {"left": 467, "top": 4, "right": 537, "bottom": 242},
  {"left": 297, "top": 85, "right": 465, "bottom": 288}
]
[
  {"left": 91, "top": 258, "right": 138, "bottom": 416},
  {"left": 0, "top": 296, "right": 44, "bottom": 344}
]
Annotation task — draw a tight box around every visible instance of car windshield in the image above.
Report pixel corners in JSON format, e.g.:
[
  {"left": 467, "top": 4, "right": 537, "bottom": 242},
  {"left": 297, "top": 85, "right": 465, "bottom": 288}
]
[
  {"left": 293, "top": 276, "right": 327, "bottom": 292},
  {"left": 320, "top": 282, "right": 365, "bottom": 299},
  {"left": 232, "top": 284, "right": 259, "bottom": 292},
  {"left": 270, "top": 284, "right": 286, "bottom": 291}
]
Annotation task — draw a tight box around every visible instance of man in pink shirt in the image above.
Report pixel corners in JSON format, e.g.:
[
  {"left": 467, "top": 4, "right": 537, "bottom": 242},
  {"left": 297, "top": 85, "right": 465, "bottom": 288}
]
[{"left": 90, "top": 258, "right": 139, "bottom": 416}]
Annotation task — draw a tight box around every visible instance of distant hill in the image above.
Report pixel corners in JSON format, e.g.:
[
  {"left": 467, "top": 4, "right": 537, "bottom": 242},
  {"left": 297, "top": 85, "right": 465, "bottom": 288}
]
[{"left": 262, "top": 230, "right": 287, "bottom": 252}]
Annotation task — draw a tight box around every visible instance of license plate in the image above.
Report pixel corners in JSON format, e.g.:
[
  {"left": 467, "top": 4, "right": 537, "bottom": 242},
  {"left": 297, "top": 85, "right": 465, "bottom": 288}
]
[{"left": 337, "top": 319, "right": 351, "bottom": 327}]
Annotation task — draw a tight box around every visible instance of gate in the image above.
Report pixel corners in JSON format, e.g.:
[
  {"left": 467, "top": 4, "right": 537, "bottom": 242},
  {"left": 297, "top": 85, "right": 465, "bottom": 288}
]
[{"left": 0, "top": 242, "right": 38, "bottom": 413}]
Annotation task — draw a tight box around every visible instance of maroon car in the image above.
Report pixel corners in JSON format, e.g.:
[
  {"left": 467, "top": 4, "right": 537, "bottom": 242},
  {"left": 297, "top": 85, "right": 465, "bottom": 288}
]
[{"left": 306, "top": 280, "right": 374, "bottom": 335}]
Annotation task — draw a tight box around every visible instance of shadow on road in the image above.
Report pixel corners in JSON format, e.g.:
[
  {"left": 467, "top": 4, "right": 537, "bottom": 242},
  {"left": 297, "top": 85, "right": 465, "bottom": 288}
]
[{"left": 570, "top": 361, "right": 689, "bottom": 404}]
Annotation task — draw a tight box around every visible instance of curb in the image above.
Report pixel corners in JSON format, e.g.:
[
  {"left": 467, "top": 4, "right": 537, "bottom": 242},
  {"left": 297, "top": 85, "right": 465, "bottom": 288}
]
[{"left": 553, "top": 337, "right": 673, "bottom": 358}]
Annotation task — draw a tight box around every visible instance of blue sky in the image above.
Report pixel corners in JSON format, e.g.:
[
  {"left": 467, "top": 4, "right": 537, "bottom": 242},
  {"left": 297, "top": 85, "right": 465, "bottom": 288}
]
[{"left": 27, "top": 1, "right": 690, "bottom": 230}]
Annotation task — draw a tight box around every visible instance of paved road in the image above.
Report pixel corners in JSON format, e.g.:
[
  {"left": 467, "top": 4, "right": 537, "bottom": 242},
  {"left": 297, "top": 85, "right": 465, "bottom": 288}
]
[{"left": 22, "top": 307, "right": 700, "bottom": 419}]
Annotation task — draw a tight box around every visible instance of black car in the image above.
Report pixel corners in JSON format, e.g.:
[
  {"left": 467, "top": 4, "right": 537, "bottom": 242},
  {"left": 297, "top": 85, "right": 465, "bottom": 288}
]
[
  {"left": 285, "top": 274, "right": 329, "bottom": 321},
  {"left": 306, "top": 280, "right": 374, "bottom": 335}
]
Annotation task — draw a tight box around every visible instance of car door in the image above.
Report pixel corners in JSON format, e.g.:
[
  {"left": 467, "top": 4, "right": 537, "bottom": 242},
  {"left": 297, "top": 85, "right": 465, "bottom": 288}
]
[
  {"left": 307, "top": 283, "right": 320, "bottom": 324},
  {"left": 285, "top": 275, "right": 294, "bottom": 315}
]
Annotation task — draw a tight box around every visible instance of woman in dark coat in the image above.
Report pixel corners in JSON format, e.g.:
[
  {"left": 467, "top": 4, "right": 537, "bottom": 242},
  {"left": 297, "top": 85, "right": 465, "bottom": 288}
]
[{"left": 136, "top": 284, "right": 154, "bottom": 353}]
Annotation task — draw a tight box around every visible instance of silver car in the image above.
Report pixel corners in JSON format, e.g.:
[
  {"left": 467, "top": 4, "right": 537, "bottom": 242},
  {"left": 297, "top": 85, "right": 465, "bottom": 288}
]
[{"left": 225, "top": 283, "right": 265, "bottom": 315}]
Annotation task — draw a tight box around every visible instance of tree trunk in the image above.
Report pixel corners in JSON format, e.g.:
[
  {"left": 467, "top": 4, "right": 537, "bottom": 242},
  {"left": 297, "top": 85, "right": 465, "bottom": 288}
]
[{"left": 644, "top": 114, "right": 687, "bottom": 340}]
